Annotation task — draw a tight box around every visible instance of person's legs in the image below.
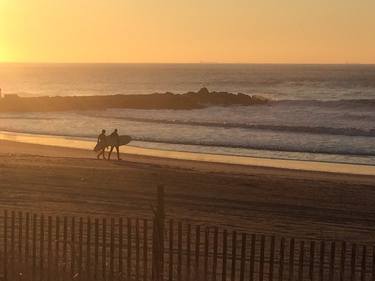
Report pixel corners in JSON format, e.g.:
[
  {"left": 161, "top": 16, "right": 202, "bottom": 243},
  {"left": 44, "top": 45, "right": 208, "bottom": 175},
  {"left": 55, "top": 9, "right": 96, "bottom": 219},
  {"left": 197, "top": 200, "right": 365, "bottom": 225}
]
[
  {"left": 97, "top": 149, "right": 104, "bottom": 159},
  {"left": 108, "top": 146, "right": 114, "bottom": 160},
  {"left": 116, "top": 146, "right": 121, "bottom": 160}
]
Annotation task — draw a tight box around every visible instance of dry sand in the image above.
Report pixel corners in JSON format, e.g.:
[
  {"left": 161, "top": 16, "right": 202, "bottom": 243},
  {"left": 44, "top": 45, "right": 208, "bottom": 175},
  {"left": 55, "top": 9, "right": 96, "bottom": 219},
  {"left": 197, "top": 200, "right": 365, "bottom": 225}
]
[{"left": 0, "top": 140, "right": 375, "bottom": 243}]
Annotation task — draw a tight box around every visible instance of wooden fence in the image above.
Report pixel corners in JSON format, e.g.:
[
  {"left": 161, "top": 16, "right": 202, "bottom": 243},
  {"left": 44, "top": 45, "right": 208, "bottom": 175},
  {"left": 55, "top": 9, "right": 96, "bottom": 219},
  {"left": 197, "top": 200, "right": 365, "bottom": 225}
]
[{"left": 0, "top": 210, "right": 374, "bottom": 281}]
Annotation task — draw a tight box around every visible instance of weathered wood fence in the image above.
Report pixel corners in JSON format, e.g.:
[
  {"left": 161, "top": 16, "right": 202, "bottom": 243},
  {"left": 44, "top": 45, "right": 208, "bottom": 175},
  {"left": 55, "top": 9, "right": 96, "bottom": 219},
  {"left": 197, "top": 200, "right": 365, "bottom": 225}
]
[
  {"left": 1, "top": 212, "right": 374, "bottom": 281},
  {"left": 0, "top": 187, "right": 374, "bottom": 281}
]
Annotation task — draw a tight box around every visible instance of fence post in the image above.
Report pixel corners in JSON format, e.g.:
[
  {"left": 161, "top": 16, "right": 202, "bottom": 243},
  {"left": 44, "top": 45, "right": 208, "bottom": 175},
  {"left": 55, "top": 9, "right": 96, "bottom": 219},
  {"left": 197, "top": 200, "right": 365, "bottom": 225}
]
[{"left": 152, "top": 185, "right": 165, "bottom": 281}]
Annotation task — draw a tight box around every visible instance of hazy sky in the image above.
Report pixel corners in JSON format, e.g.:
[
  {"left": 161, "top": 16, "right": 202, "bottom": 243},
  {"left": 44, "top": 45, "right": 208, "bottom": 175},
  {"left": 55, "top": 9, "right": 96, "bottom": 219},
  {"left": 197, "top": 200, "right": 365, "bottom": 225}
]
[{"left": 0, "top": 0, "right": 374, "bottom": 63}]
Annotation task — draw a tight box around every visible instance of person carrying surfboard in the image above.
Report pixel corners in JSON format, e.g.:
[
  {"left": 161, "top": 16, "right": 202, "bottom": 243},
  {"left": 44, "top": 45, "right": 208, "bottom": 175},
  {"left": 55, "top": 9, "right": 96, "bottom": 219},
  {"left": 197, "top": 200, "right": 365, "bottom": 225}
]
[
  {"left": 108, "top": 129, "right": 121, "bottom": 161},
  {"left": 96, "top": 129, "right": 107, "bottom": 160}
]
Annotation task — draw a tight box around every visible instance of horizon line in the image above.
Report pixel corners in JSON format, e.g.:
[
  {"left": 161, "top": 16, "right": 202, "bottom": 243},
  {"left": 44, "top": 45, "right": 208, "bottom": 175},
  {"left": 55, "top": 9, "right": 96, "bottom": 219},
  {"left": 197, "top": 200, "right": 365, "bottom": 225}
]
[{"left": 0, "top": 61, "right": 374, "bottom": 66}]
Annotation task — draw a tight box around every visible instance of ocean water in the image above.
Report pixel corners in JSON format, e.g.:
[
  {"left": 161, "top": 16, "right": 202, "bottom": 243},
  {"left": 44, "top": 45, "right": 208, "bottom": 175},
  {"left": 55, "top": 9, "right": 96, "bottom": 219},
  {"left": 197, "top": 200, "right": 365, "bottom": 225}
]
[{"left": 0, "top": 63, "right": 375, "bottom": 165}]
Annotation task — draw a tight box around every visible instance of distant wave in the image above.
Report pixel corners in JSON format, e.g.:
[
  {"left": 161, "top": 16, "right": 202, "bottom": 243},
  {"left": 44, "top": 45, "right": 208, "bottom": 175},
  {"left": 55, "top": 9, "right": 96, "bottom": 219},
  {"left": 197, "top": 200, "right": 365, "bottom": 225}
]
[
  {"left": 132, "top": 137, "right": 375, "bottom": 157},
  {"left": 273, "top": 99, "right": 375, "bottom": 108},
  {"left": 80, "top": 113, "right": 375, "bottom": 138}
]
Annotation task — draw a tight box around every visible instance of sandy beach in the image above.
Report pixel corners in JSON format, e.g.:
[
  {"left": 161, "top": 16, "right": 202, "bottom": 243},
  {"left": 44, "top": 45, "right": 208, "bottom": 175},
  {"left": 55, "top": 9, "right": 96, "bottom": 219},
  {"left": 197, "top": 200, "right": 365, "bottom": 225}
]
[{"left": 0, "top": 139, "right": 375, "bottom": 243}]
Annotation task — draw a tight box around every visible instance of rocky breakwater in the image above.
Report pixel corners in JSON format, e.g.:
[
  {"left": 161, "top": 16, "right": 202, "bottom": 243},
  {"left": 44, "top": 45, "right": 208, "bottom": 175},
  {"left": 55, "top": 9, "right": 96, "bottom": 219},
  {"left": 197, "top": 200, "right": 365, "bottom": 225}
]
[{"left": 0, "top": 88, "right": 269, "bottom": 112}]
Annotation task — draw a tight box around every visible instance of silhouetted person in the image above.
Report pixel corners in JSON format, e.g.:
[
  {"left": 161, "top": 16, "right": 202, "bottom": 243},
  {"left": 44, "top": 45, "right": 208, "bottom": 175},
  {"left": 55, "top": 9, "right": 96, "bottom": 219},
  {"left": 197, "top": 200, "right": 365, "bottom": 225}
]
[
  {"left": 96, "top": 129, "right": 107, "bottom": 160},
  {"left": 108, "top": 129, "right": 121, "bottom": 160}
]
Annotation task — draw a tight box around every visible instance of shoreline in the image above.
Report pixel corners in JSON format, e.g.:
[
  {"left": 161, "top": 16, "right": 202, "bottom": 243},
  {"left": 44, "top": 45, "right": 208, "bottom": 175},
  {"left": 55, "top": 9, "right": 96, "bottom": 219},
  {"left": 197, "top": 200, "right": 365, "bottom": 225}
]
[{"left": 1, "top": 130, "right": 375, "bottom": 176}]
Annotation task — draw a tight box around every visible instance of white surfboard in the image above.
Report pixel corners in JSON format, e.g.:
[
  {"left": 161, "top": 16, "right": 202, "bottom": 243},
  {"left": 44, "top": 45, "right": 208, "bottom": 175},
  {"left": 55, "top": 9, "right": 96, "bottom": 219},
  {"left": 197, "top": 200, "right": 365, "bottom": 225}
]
[{"left": 94, "top": 135, "right": 132, "bottom": 152}]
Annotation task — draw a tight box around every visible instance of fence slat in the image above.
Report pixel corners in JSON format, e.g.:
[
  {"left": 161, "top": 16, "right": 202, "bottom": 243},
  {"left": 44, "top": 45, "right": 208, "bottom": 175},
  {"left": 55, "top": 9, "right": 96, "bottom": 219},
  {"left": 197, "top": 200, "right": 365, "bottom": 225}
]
[
  {"left": 110, "top": 218, "right": 115, "bottom": 281},
  {"left": 222, "top": 230, "right": 228, "bottom": 281},
  {"left": 136, "top": 218, "right": 140, "bottom": 281},
  {"left": 119, "top": 217, "right": 123, "bottom": 278},
  {"left": 270, "top": 236, "right": 276, "bottom": 281},
  {"left": 94, "top": 218, "right": 99, "bottom": 280},
  {"left": 249, "top": 234, "right": 256, "bottom": 281},
  {"left": 187, "top": 224, "right": 192, "bottom": 281},
  {"left": 71, "top": 217, "right": 76, "bottom": 280},
  {"left": 310, "top": 241, "right": 316, "bottom": 281},
  {"left": 279, "top": 238, "right": 285, "bottom": 281},
  {"left": 4, "top": 210, "right": 8, "bottom": 281},
  {"left": 25, "top": 212, "right": 30, "bottom": 276},
  {"left": 144, "top": 219, "right": 148, "bottom": 281},
  {"left": 127, "top": 218, "right": 132, "bottom": 281},
  {"left": 11, "top": 211, "right": 15, "bottom": 279},
  {"left": 240, "top": 233, "right": 247, "bottom": 281},
  {"left": 260, "top": 235, "right": 266, "bottom": 281},
  {"left": 178, "top": 222, "right": 183, "bottom": 281},
  {"left": 372, "top": 246, "right": 375, "bottom": 281},
  {"left": 299, "top": 241, "right": 305, "bottom": 281},
  {"left": 289, "top": 238, "right": 295, "bottom": 281},
  {"left": 361, "top": 245, "right": 367, "bottom": 281},
  {"left": 40, "top": 215, "right": 45, "bottom": 281},
  {"left": 48, "top": 216, "right": 52, "bottom": 281},
  {"left": 55, "top": 216, "right": 60, "bottom": 279},
  {"left": 87, "top": 217, "right": 92, "bottom": 281},
  {"left": 18, "top": 212, "right": 23, "bottom": 265},
  {"left": 169, "top": 219, "right": 174, "bottom": 281},
  {"left": 205, "top": 227, "right": 210, "bottom": 281},
  {"left": 231, "top": 231, "right": 237, "bottom": 281},
  {"left": 63, "top": 216, "right": 68, "bottom": 276},
  {"left": 341, "top": 242, "right": 347, "bottom": 281},
  {"left": 351, "top": 244, "right": 357, "bottom": 281},
  {"left": 329, "top": 242, "right": 336, "bottom": 281},
  {"left": 102, "top": 218, "right": 107, "bottom": 280},
  {"left": 79, "top": 217, "right": 83, "bottom": 281},
  {"left": 195, "top": 225, "right": 201, "bottom": 281},
  {"left": 32, "top": 214, "right": 37, "bottom": 281},
  {"left": 213, "top": 227, "right": 219, "bottom": 281},
  {"left": 319, "top": 241, "right": 326, "bottom": 281}
]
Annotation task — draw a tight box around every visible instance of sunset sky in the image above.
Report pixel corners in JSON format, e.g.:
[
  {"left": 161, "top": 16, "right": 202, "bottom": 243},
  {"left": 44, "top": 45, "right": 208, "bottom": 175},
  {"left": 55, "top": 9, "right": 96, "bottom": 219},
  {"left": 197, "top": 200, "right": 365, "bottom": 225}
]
[{"left": 0, "top": 0, "right": 374, "bottom": 64}]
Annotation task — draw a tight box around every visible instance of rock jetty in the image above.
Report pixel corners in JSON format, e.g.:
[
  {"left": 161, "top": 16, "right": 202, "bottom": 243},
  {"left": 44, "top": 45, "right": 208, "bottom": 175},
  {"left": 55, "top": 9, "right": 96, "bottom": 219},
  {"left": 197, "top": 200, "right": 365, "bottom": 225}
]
[{"left": 0, "top": 88, "right": 269, "bottom": 112}]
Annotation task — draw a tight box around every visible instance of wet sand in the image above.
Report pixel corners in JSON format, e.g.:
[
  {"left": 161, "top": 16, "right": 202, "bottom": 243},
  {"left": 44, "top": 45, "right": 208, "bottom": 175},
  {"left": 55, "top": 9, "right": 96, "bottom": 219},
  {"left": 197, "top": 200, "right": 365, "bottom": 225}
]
[
  {"left": 1, "top": 131, "right": 375, "bottom": 176},
  {"left": 0, "top": 140, "right": 375, "bottom": 243}
]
